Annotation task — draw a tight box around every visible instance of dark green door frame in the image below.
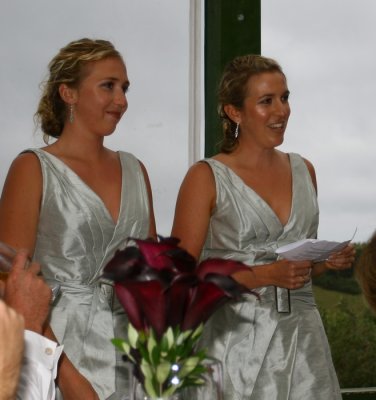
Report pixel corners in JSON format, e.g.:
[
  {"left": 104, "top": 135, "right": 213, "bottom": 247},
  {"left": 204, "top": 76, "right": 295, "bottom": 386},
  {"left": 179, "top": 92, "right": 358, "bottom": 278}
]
[{"left": 204, "top": 0, "right": 261, "bottom": 157}]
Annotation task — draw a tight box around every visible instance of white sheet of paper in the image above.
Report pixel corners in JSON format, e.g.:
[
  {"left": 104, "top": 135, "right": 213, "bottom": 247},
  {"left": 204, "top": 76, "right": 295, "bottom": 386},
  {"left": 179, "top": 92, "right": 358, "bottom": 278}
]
[{"left": 275, "top": 238, "right": 352, "bottom": 262}]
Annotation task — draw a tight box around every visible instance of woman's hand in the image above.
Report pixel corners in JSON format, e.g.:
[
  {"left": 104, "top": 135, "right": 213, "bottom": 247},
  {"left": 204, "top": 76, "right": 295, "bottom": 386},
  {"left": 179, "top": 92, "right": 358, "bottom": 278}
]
[
  {"left": 234, "top": 259, "right": 313, "bottom": 290},
  {"left": 268, "top": 259, "right": 313, "bottom": 289},
  {"left": 0, "top": 300, "right": 24, "bottom": 400},
  {"left": 325, "top": 244, "right": 356, "bottom": 270},
  {"left": 312, "top": 244, "right": 356, "bottom": 277}
]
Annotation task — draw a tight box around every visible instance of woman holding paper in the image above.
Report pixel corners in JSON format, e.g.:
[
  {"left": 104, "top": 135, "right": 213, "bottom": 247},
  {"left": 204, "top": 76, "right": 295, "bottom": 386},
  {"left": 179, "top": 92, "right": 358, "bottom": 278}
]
[{"left": 172, "top": 54, "right": 355, "bottom": 400}]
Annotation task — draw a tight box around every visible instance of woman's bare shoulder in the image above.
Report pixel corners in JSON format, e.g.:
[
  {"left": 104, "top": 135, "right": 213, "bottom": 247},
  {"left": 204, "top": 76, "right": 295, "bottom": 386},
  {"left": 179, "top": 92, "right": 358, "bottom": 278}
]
[
  {"left": 2, "top": 152, "right": 43, "bottom": 198},
  {"left": 13, "top": 151, "right": 40, "bottom": 163},
  {"left": 301, "top": 156, "right": 317, "bottom": 192},
  {"left": 181, "top": 160, "right": 216, "bottom": 190}
]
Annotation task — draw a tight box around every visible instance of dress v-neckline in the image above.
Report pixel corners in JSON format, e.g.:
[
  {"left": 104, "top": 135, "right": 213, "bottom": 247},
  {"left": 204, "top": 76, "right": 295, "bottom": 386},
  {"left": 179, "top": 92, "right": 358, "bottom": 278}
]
[
  {"left": 209, "top": 155, "right": 295, "bottom": 229},
  {"left": 40, "top": 149, "right": 124, "bottom": 226}
]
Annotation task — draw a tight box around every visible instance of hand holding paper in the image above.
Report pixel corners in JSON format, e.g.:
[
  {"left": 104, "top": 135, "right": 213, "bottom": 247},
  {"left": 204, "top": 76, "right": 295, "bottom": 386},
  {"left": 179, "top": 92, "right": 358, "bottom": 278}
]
[
  {"left": 275, "top": 238, "right": 352, "bottom": 262},
  {"left": 276, "top": 229, "right": 356, "bottom": 269}
]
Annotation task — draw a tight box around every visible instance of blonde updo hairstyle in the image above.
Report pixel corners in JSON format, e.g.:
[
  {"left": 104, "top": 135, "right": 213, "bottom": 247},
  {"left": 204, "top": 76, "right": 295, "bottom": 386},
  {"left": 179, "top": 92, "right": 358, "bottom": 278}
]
[
  {"left": 218, "top": 54, "right": 285, "bottom": 153},
  {"left": 35, "top": 38, "right": 123, "bottom": 143},
  {"left": 356, "top": 232, "right": 376, "bottom": 313}
]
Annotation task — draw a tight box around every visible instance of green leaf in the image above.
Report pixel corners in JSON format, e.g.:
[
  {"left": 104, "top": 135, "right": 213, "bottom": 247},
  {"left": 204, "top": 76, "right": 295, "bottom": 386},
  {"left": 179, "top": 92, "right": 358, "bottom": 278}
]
[
  {"left": 111, "top": 338, "right": 126, "bottom": 351},
  {"left": 165, "top": 326, "right": 175, "bottom": 349},
  {"left": 151, "top": 345, "right": 161, "bottom": 366},
  {"left": 193, "top": 349, "right": 207, "bottom": 362},
  {"left": 128, "top": 323, "right": 139, "bottom": 348},
  {"left": 138, "top": 344, "right": 151, "bottom": 363},
  {"left": 156, "top": 361, "right": 171, "bottom": 385},
  {"left": 162, "top": 382, "right": 181, "bottom": 397},
  {"left": 138, "top": 330, "right": 147, "bottom": 343},
  {"left": 143, "top": 375, "right": 158, "bottom": 398},
  {"left": 147, "top": 333, "right": 157, "bottom": 359},
  {"left": 110, "top": 338, "right": 137, "bottom": 363},
  {"left": 141, "top": 359, "right": 160, "bottom": 398},
  {"left": 176, "top": 329, "right": 192, "bottom": 345},
  {"left": 179, "top": 356, "right": 201, "bottom": 378},
  {"left": 191, "top": 323, "right": 204, "bottom": 340},
  {"left": 160, "top": 331, "right": 169, "bottom": 353},
  {"left": 140, "top": 360, "right": 153, "bottom": 381}
]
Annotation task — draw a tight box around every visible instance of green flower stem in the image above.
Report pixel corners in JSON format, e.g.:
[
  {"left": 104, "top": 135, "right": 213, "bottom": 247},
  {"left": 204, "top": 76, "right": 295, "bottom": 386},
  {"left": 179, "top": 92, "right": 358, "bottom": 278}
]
[{"left": 112, "top": 323, "right": 208, "bottom": 397}]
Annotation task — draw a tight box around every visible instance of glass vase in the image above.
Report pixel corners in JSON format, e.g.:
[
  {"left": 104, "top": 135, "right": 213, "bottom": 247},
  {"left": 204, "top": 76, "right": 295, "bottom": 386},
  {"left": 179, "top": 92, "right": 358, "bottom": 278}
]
[{"left": 127, "top": 358, "right": 223, "bottom": 400}]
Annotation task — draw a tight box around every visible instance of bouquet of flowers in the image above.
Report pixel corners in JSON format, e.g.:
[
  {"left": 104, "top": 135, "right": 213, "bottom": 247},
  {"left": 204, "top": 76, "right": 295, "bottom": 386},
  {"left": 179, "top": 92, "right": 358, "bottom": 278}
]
[{"left": 103, "top": 237, "right": 254, "bottom": 399}]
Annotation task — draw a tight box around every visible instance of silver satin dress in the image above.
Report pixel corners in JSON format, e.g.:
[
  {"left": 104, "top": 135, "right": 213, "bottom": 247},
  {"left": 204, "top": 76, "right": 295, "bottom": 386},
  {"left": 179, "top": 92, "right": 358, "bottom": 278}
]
[
  {"left": 199, "top": 154, "right": 342, "bottom": 400},
  {"left": 26, "top": 149, "right": 150, "bottom": 400}
]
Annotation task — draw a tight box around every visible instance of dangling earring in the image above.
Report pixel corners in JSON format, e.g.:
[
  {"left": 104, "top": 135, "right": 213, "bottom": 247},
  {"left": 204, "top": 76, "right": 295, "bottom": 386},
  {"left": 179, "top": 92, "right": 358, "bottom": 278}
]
[
  {"left": 234, "top": 122, "right": 239, "bottom": 139},
  {"left": 69, "top": 104, "right": 74, "bottom": 124}
]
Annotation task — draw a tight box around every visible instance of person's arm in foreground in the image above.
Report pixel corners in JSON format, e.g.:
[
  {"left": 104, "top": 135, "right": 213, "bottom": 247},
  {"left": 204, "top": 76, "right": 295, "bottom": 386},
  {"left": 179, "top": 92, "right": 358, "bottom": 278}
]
[
  {"left": 0, "top": 300, "right": 24, "bottom": 400},
  {"left": 7, "top": 252, "right": 98, "bottom": 400},
  {"left": 4, "top": 251, "right": 62, "bottom": 400}
]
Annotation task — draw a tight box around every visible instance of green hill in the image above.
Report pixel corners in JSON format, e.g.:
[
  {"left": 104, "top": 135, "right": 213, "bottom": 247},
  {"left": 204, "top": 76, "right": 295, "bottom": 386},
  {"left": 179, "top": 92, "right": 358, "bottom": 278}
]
[{"left": 313, "top": 285, "right": 376, "bottom": 389}]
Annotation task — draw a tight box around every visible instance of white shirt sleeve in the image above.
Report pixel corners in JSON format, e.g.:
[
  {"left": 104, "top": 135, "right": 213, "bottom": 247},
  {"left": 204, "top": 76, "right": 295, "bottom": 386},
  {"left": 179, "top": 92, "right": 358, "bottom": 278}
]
[{"left": 17, "top": 330, "right": 63, "bottom": 400}]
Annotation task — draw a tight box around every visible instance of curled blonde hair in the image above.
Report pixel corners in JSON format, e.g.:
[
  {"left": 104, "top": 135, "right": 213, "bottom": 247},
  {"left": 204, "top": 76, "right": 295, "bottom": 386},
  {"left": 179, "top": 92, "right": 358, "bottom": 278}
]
[
  {"left": 35, "top": 38, "right": 123, "bottom": 142},
  {"left": 218, "top": 54, "right": 284, "bottom": 153},
  {"left": 356, "top": 232, "right": 376, "bottom": 313}
]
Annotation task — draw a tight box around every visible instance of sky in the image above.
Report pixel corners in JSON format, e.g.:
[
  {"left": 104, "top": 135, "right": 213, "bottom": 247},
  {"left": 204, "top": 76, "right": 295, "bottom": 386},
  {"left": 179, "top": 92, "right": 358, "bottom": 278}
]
[
  {"left": 261, "top": 0, "right": 376, "bottom": 243},
  {"left": 0, "top": 0, "right": 375, "bottom": 243}
]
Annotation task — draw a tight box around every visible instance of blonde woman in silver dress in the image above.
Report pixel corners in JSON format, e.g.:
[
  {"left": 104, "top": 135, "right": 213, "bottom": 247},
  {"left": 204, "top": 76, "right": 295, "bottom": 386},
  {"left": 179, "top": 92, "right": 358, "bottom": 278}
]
[
  {"left": 172, "top": 54, "right": 355, "bottom": 400},
  {"left": 0, "top": 38, "right": 156, "bottom": 399}
]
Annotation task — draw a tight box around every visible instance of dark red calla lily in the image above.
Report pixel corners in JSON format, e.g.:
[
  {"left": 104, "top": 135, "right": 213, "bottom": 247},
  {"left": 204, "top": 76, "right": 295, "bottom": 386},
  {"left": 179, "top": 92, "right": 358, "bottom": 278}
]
[
  {"left": 135, "top": 281, "right": 167, "bottom": 337},
  {"left": 116, "top": 280, "right": 167, "bottom": 336},
  {"left": 204, "top": 273, "right": 254, "bottom": 298},
  {"left": 165, "top": 274, "right": 196, "bottom": 327},
  {"left": 133, "top": 237, "right": 180, "bottom": 270},
  {"left": 181, "top": 281, "right": 230, "bottom": 331},
  {"left": 115, "top": 283, "right": 145, "bottom": 331},
  {"left": 103, "top": 246, "right": 142, "bottom": 281},
  {"left": 103, "top": 236, "right": 256, "bottom": 338},
  {"left": 163, "top": 247, "right": 197, "bottom": 273}
]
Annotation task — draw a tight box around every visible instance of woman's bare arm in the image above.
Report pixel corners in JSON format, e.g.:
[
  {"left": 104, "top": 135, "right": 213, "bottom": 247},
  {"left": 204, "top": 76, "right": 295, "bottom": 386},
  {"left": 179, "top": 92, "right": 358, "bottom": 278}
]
[
  {"left": 171, "top": 162, "right": 216, "bottom": 259},
  {"left": 0, "top": 153, "right": 42, "bottom": 252},
  {"left": 139, "top": 161, "right": 157, "bottom": 239}
]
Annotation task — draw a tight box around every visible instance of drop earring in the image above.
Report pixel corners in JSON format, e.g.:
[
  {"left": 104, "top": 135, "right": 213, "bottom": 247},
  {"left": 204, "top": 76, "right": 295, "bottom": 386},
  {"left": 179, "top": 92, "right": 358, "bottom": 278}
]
[
  {"left": 69, "top": 104, "right": 74, "bottom": 124},
  {"left": 234, "top": 122, "right": 239, "bottom": 139}
]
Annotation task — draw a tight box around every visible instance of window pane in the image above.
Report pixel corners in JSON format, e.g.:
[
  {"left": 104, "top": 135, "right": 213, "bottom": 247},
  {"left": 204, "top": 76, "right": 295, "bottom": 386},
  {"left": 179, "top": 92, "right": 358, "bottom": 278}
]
[
  {"left": 262, "top": 0, "right": 376, "bottom": 392},
  {"left": 0, "top": 0, "right": 190, "bottom": 236}
]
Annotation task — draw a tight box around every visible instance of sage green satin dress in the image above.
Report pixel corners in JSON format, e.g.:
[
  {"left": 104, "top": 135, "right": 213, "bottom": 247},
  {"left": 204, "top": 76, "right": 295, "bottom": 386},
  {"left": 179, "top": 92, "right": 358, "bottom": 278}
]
[
  {"left": 26, "top": 149, "right": 150, "bottom": 400},
  {"left": 199, "top": 154, "right": 342, "bottom": 400}
]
